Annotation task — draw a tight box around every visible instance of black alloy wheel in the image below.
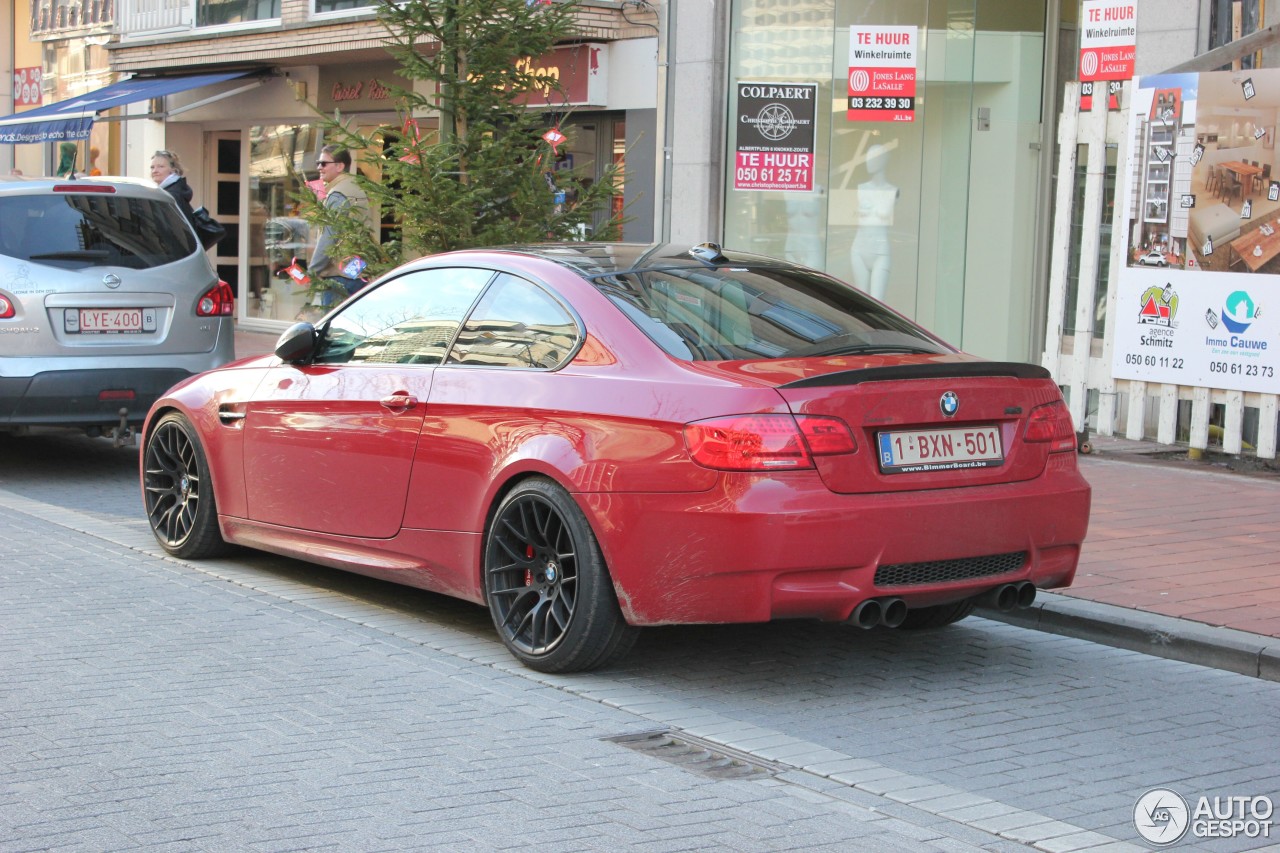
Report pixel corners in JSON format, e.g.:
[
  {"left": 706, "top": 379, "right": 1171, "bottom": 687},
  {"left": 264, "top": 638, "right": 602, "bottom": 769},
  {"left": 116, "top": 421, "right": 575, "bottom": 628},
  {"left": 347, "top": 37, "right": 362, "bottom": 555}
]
[
  {"left": 142, "top": 412, "right": 229, "bottom": 559},
  {"left": 484, "top": 478, "right": 638, "bottom": 673}
]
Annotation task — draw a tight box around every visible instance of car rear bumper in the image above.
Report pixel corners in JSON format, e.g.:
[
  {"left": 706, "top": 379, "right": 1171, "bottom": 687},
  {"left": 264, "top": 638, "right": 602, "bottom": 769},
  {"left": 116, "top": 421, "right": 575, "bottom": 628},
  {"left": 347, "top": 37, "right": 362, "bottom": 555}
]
[
  {"left": 581, "top": 457, "right": 1091, "bottom": 626},
  {"left": 1, "top": 367, "right": 197, "bottom": 428},
  {"left": 1, "top": 326, "right": 233, "bottom": 429}
]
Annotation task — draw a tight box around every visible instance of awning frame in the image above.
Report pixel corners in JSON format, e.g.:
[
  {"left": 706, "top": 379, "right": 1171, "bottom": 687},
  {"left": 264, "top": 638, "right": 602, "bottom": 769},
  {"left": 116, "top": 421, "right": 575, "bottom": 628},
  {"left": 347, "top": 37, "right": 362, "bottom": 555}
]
[{"left": 0, "top": 71, "right": 269, "bottom": 144}]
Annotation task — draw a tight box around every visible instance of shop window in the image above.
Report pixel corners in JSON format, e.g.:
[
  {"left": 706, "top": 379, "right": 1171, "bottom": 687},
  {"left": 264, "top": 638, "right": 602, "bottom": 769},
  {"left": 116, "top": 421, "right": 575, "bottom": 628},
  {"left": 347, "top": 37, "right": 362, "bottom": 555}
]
[
  {"left": 249, "top": 124, "right": 324, "bottom": 322},
  {"left": 1063, "top": 144, "right": 1116, "bottom": 340},
  {"left": 197, "top": 0, "right": 281, "bottom": 27}
]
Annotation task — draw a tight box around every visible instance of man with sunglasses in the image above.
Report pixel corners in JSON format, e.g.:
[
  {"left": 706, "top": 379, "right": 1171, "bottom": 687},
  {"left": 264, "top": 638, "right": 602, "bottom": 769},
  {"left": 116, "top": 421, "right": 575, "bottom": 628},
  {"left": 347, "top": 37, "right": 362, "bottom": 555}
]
[{"left": 307, "top": 144, "right": 379, "bottom": 306}]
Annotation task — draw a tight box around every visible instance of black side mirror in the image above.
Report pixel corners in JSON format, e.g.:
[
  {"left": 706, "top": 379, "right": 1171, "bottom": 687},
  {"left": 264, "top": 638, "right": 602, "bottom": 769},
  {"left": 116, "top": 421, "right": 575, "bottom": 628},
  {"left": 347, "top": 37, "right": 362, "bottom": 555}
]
[{"left": 275, "top": 321, "right": 319, "bottom": 363}]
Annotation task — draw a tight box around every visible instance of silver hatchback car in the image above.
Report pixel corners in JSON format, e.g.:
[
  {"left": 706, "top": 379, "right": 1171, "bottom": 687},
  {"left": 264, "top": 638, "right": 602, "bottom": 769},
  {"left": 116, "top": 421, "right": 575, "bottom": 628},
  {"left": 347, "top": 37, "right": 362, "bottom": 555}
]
[{"left": 0, "top": 175, "right": 235, "bottom": 441}]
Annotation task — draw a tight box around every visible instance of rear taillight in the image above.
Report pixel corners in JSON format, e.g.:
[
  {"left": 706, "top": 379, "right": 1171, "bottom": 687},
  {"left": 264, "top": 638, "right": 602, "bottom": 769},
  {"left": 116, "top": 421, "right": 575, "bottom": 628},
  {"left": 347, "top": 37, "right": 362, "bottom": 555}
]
[
  {"left": 0, "top": 295, "right": 14, "bottom": 319},
  {"left": 1024, "top": 401, "right": 1077, "bottom": 453},
  {"left": 796, "top": 415, "right": 859, "bottom": 455},
  {"left": 197, "top": 280, "right": 235, "bottom": 317},
  {"left": 684, "top": 414, "right": 857, "bottom": 471}
]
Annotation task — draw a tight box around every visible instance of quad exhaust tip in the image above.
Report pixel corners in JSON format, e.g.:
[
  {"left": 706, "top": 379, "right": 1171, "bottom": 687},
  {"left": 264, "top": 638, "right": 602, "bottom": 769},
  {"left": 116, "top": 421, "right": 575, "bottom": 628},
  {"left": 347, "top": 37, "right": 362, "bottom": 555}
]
[
  {"left": 848, "top": 596, "right": 907, "bottom": 629},
  {"left": 848, "top": 582, "right": 1037, "bottom": 629},
  {"left": 977, "top": 581, "right": 1037, "bottom": 612}
]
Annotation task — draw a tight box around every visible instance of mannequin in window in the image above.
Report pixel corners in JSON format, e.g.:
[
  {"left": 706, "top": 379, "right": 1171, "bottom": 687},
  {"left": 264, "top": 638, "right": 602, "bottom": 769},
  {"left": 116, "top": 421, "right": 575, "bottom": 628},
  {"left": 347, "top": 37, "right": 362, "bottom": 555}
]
[
  {"left": 850, "top": 143, "right": 898, "bottom": 301},
  {"left": 784, "top": 185, "right": 825, "bottom": 268}
]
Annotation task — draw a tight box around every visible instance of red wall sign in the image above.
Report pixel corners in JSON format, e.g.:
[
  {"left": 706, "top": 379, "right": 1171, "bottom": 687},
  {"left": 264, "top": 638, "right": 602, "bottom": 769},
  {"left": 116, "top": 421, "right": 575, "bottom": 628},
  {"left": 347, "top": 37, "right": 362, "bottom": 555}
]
[
  {"left": 1079, "top": 0, "right": 1137, "bottom": 83},
  {"left": 514, "top": 44, "right": 606, "bottom": 108},
  {"left": 847, "top": 26, "right": 917, "bottom": 123},
  {"left": 13, "top": 68, "right": 43, "bottom": 107}
]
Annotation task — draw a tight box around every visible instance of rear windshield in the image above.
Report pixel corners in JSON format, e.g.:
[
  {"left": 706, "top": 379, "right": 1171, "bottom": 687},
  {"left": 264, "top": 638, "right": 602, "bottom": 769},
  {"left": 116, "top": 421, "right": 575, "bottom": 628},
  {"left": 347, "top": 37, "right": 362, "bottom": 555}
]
[
  {"left": 592, "top": 264, "right": 952, "bottom": 360},
  {"left": 0, "top": 193, "right": 197, "bottom": 269}
]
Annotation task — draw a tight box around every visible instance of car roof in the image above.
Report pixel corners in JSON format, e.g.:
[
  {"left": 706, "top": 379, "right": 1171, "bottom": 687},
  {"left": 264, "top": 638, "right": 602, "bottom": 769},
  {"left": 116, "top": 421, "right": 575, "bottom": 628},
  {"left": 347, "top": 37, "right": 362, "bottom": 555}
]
[
  {"left": 0, "top": 174, "right": 171, "bottom": 199},
  {"left": 428, "top": 242, "right": 808, "bottom": 280}
]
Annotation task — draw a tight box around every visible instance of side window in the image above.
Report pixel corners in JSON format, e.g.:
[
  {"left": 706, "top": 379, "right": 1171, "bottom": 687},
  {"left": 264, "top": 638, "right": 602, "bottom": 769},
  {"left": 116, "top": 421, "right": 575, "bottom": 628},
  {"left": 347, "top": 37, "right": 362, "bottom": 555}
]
[
  {"left": 447, "top": 274, "right": 580, "bottom": 369},
  {"left": 316, "top": 267, "right": 492, "bottom": 364}
]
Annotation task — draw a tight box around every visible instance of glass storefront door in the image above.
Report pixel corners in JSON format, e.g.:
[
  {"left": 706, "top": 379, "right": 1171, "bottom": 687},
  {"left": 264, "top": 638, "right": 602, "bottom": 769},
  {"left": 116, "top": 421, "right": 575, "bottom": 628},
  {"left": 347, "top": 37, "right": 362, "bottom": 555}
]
[
  {"left": 209, "top": 132, "right": 242, "bottom": 300},
  {"left": 245, "top": 123, "right": 325, "bottom": 323},
  {"left": 724, "top": 0, "right": 1050, "bottom": 362},
  {"left": 237, "top": 121, "right": 397, "bottom": 324},
  {"left": 556, "top": 113, "right": 628, "bottom": 237}
]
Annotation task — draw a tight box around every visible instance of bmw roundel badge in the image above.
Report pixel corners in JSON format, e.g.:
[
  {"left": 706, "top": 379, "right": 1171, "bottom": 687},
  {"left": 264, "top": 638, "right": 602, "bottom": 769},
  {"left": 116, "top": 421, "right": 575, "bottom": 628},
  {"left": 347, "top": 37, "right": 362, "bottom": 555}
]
[{"left": 940, "top": 391, "right": 959, "bottom": 417}]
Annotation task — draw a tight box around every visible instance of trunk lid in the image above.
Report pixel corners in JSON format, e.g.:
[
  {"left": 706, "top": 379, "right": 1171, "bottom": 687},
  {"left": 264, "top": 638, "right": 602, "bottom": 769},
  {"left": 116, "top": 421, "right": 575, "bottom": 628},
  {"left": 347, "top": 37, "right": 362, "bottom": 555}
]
[{"left": 772, "top": 359, "right": 1067, "bottom": 494}]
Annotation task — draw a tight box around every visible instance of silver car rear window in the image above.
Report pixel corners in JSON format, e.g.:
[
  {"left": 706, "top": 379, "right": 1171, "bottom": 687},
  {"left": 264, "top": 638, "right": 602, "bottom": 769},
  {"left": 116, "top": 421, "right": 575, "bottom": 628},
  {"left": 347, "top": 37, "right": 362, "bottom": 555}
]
[{"left": 0, "top": 193, "right": 197, "bottom": 269}]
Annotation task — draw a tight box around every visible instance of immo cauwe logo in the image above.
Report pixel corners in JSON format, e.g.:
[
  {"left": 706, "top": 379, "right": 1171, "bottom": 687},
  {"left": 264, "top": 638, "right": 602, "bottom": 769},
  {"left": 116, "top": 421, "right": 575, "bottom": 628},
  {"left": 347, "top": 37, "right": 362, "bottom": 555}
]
[{"left": 1220, "top": 290, "right": 1259, "bottom": 334}]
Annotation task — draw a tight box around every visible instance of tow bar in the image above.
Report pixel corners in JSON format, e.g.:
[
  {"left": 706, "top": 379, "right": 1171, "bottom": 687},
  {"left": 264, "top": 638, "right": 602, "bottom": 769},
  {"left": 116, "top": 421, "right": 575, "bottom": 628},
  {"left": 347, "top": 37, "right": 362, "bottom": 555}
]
[{"left": 110, "top": 407, "right": 135, "bottom": 448}]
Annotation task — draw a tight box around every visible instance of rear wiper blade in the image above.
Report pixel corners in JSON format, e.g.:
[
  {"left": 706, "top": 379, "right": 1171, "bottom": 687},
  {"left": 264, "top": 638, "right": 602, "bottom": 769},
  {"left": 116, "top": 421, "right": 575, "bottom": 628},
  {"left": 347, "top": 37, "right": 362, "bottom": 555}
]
[{"left": 28, "top": 250, "right": 111, "bottom": 261}]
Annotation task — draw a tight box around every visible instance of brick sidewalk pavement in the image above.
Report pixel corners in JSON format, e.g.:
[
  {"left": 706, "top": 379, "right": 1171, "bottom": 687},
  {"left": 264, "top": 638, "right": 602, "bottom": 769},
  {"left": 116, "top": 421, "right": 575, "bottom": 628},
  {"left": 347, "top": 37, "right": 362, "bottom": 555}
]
[
  {"left": 1069, "top": 451, "right": 1280, "bottom": 638},
  {"left": 0, "top": 495, "right": 1117, "bottom": 853}
]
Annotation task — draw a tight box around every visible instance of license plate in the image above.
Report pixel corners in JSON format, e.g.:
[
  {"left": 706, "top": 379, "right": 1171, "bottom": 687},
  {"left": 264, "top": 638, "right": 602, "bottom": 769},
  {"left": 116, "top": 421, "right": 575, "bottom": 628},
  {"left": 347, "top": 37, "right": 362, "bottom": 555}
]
[
  {"left": 66, "top": 308, "right": 158, "bottom": 334},
  {"left": 877, "top": 425, "right": 1004, "bottom": 473}
]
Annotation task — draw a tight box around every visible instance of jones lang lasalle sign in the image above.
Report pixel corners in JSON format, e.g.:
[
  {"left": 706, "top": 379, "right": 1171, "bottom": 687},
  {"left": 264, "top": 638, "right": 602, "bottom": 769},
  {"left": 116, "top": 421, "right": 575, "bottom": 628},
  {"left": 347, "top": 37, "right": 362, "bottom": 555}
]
[
  {"left": 1079, "top": 0, "right": 1136, "bottom": 83},
  {"left": 847, "top": 25, "right": 917, "bottom": 123}
]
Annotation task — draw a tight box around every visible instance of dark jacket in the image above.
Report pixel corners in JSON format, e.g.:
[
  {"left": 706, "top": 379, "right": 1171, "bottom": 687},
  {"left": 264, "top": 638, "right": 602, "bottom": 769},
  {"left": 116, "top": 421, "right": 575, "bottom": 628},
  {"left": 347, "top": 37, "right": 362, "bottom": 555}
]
[{"left": 161, "top": 175, "right": 198, "bottom": 228}]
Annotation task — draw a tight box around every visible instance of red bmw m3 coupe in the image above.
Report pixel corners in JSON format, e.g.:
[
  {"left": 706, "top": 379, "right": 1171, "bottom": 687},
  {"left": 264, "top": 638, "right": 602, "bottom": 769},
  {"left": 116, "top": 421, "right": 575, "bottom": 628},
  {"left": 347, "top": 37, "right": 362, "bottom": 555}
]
[{"left": 140, "top": 243, "right": 1090, "bottom": 672}]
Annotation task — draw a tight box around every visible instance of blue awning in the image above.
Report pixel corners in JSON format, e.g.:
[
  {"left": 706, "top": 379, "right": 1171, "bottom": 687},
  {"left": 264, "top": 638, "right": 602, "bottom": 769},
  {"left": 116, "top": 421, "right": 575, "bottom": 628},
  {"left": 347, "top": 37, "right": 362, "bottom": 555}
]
[{"left": 0, "top": 71, "right": 254, "bottom": 145}]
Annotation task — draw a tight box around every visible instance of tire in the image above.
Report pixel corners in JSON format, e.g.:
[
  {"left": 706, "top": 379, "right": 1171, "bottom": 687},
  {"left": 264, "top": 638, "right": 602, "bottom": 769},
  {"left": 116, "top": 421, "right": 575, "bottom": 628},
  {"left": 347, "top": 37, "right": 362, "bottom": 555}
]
[
  {"left": 483, "top": 478, "right": 639, "bottom": 673},
  {"left": 142, "top": 412, "right": 230, "bottom": 559},
  {"left": 897, "top": 599, "right": 976, "bottom": 630}
]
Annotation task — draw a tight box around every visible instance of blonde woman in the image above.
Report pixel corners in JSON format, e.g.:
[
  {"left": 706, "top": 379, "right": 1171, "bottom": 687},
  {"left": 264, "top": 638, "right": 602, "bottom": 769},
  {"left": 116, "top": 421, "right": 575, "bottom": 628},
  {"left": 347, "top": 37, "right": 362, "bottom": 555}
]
[{"left": 150, "top": 149, "right": 197, "bottom": 226}]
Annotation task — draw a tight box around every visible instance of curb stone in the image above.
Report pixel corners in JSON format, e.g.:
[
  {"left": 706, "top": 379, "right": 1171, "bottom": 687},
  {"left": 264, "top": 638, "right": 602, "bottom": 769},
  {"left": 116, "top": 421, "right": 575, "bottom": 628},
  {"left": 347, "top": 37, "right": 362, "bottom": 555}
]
[{"left": 979, "top": 591, "right": 1280, "bottom": 682}]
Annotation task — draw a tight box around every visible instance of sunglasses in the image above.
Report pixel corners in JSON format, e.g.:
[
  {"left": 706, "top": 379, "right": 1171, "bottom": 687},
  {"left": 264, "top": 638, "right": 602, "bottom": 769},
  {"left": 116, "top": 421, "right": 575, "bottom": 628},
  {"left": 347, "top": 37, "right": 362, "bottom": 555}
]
[{"left": 317, "top": 160, "right": 337, "bottom": 166}]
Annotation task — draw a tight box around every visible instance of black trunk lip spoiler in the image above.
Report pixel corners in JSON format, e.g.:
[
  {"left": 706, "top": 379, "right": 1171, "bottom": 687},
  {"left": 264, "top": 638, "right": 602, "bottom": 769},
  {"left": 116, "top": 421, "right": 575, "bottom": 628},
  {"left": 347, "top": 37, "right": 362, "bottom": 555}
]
[{"left": 778, "top": 361, "right": 1052, "bottom": 389}]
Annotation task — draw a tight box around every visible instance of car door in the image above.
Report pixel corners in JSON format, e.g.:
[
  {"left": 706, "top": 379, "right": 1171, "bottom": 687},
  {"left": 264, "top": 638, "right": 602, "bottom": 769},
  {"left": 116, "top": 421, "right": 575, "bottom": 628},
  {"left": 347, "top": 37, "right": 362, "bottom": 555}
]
[
  {"left": 401, "top": 272, "right": 587, "bottom": 534},
  {"left": 242, "top": 266, "right": 493, "bottom": 538}
]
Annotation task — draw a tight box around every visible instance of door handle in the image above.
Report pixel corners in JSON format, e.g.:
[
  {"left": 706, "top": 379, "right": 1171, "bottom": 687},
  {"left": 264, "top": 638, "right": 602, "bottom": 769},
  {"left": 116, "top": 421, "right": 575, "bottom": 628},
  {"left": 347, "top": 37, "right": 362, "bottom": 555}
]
[{"left": 380, "top": 393, "right": 418, "bottom": 410}]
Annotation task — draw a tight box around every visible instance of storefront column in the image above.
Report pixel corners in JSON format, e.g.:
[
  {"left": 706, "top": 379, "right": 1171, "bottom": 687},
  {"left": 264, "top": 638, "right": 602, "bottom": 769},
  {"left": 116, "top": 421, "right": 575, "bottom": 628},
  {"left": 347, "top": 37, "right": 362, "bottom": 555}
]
[{"left": 662, "top": 0, "right": 728, "bottom": 244}]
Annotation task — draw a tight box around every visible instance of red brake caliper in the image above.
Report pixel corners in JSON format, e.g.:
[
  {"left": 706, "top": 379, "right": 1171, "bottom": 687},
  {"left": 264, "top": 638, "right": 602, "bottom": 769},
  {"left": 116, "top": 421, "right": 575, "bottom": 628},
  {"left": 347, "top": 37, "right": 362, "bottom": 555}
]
[{"left": 525, "top": 544, "right": 534, "bottom": 585}]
